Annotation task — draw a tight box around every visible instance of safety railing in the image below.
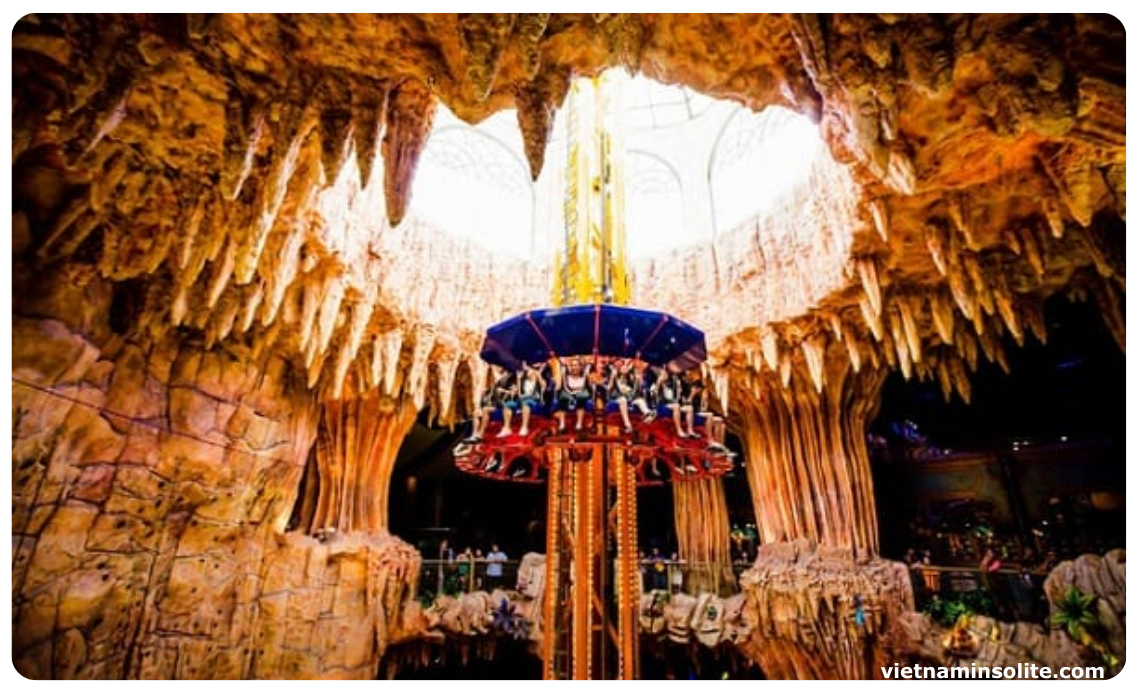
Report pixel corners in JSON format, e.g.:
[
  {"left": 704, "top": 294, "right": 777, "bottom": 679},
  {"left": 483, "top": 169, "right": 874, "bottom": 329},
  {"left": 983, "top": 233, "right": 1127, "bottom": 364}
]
[
  {"left": 908, "top": 564, "right": 1051, "bottom": 624},
  {"left": 417, "top": 558, "right": 756, "bottom": 602},
  {"left": 418, "top": 558, "right": 522, "bottom": 599}
]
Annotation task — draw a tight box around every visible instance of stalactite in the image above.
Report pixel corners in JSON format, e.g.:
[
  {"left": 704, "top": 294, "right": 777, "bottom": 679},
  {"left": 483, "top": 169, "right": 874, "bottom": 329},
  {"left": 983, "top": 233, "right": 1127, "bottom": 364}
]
[
  {"left": 1041, "top": 155, "right": 1108, "bottom": 228},
  {"left": 514, "top": 67, "right": 569, "bottom": 181},
  {"left": 778, "top": 353, "right": 793, "bottom": 388},
  {"left": 946, "top": 258, "right": 975, "bottom": 321},
  {"left": 259, "top": 222, "right": 305, "bottom": 328},
  {"left": 236, "top": 94, "right": 316, "bottom": 286},
  {"left": 1090, "top": 277, "right": 1126, "bottom": 353},
  {"left": 458, "top": 13, "right": 515, "bottom": 101},
  {"left": 991, "top": 274, "right": 1024, "bottom": 345},
  {"left": 382, "top": 79, "right": 438, "bottom": 227},
  {"left": 433, "top": 354, "right": 459, "bottom": 425},
  {"left": 1023, "top": 294, "right": 1049, "bottom": 345},
  {"left": 297, "top": 272, "right": 324, "bottom": 361},
  {"left": 405, "top": 327, "right": 436, "bottom": 411},
  {"left": 513, "top": 13, "right": 551, "bottom": 79},
  {"left": 317, "top": 78, "right": 355, "bottom": 185},
  {"left": 841, "top": 326, "right": 862, "bottom": 373},
  {"left": 856, "top": 257, "right": 881, "bottom": 317},
  {"left": 947, "top": 193, "right": 982, "bottom": 250},
  {"left": 331, "top": 291, "right": 375, "bottom": 400},
  {"left": 237, "top": 281, "right": 264, "bottom": 335},
  {"left": 888, "top": 307, "right": 912, "bottom": 380},
  {"left": 963, "top": 252, "right": 995, "bottom": 317},
  {"left": 886, "top": 144, "right": 916, "bottom": 195},
  {"left": 381, "top": 329, "right": 404, "bottom": 398},
  {"left": 205, "top": 238, "right": 237, "bottom": 310},
  {"left": 924, "top": 224, "right": 948, "bottom": 276},
  {"left": 1019, "top": 224, "right": 1047, "bottom": 278},
  {"left": 857, "top": 293, "right": 883, "bottom": 341},
  {"left": 760, "top": 329, "right": 780, "bottom": 372},
  {"left": 221, "top": 94, "right": 266, "bottom": 201},
  {"left": 928, "top": 289, "right": 955, "bottom": 345},
  {"left": 949, "top": 356, "right": 972, "bottom": 404},
  {"left": 868, "top": 198, "right": 889, "bottom": 243},
  {"left": 1072, "top": 225, "right": 1118, "bottom": 280},
  {"left": 310, "top": 276, "right": 346, "bottom": 370},
  {"left": 801, "top": 334, "right": 826, "bottom": 394},
  {"left": 897, "top": 294, "right": 922, "bottom": 364},
  {"left": 733, "top": 350, "right": 886, "bottom": 557},
  {"left": 351, "top": 81, "right": 389, "bottom": 188},
  {"left": 37, "top": 193, "right": 92, "bottom": 262},
  {"left": 1042, "top": 195, "right": 1067, "bottom": 238}
]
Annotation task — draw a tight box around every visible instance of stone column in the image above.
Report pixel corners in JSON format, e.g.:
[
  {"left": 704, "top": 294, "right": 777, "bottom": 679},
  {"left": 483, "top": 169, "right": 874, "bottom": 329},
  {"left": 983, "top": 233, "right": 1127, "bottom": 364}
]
[
  {"left": 309, "top": 394, "right": 419, "bottom": 534},
  {"left": 672, "top": 477, "right": 736, "bottom": 595},
  {"left": 729, "top": 356, "right": 913, "bottom": 678}
]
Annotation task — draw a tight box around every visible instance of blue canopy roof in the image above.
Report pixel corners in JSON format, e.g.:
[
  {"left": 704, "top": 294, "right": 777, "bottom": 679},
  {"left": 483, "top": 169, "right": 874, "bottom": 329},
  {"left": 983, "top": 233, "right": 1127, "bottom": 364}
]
[{"left": 480, "top": 304, "right": 707, "bottom": 371}]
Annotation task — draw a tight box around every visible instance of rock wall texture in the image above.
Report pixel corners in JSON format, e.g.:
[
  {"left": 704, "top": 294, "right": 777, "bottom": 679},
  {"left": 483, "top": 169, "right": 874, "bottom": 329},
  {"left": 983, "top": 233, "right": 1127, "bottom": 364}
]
[
  {"left": 11, "top": 263, "right": 425, "bottom": 678},
  {"left": 10, "top": 13, "right": 1125, "bottom": 679},
  {"left": 736, "top": 540, "right": 914, "bottom": 679}
]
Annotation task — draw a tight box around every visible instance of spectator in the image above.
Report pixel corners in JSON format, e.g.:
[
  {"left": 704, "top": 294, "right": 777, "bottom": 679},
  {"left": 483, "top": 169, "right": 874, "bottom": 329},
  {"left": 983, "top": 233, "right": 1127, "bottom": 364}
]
[
  {"left": 455, "top": 546, "right": 475, "bottom": 592},
  {"left": 485, "top": 543, "right": 508, "bottom": 590},
  {"left": 669, "top": 552, "right": 685, "bottom": 594},
  {"left": 473, "top": 548, "right": 485, "bottom": 589},
  {"left": 648, "top": 546, "right": 668, "bottom": 591}
]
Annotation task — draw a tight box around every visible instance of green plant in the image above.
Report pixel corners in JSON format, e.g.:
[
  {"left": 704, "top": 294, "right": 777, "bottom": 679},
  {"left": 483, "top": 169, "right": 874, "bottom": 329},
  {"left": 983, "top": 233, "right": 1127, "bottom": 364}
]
[
  {"left": 960, "top": 587, "right": 996, "bottom": 616},
  {"left": 1050, "top": 586, "right": 1119, "bottom": 669},
  {"left": 923, "top": 596, "right": 972, "bottom": 628}
]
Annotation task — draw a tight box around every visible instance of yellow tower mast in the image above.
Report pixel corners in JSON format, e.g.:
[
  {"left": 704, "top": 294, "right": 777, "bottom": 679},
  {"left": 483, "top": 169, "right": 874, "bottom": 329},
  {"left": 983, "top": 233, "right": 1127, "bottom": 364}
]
[{"left": 552, "top": 73, "right": 630, "bottom": 308}]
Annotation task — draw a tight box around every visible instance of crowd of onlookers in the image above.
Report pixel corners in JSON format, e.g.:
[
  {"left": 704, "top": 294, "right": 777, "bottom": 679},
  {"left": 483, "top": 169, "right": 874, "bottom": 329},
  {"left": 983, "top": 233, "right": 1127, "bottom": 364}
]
[{"left": 428, "top": 539, "right": 513, "bottom": 595}]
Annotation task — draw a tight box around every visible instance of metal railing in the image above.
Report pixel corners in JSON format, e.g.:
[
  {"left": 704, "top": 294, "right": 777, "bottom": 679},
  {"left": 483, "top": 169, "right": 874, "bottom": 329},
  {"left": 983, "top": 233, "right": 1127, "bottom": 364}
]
[
  {"left": 908, "top": 564, "right": 1051, "bottom": 624},
  {"left": 418, "top": 558, "right": 523, "bottom": 599},
  {"left": 416, "top": 558, "right": 756, "bottom": 602}
]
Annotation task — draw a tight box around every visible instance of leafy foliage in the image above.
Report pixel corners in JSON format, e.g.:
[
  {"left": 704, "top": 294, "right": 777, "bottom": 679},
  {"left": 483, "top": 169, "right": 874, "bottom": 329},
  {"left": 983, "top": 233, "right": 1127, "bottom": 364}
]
[
  {"left": 1051, "top": 586, "right": 1099, "bottom": 642},
  {"left": 1050, "top": 586, "right": 1118, "bottom": 670},
  {"left": 922, "top": 588, "right": 996, "bottom": 627},
  {"left": 491, "top": 597, "right": 529, "bottom": 640}
]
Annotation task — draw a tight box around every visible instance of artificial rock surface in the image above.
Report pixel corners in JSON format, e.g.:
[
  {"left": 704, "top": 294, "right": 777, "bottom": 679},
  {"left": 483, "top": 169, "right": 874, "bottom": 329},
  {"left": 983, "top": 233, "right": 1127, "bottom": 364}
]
[{"left": 11, "top": 13, "right": 1125, "bottom": 679}]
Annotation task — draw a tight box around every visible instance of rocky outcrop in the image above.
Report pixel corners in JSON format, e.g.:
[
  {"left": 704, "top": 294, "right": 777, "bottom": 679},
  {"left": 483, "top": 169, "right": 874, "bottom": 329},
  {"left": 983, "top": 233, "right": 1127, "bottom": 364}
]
[{"left": 736, "top": 540, "right": 914, "bottom": 679}]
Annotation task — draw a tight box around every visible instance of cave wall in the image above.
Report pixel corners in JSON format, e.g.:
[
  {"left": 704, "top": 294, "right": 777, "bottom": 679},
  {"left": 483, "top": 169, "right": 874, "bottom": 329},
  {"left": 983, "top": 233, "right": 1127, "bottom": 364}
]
[{"left": 11, "top": 263, "right": 424, "bottom": 678}]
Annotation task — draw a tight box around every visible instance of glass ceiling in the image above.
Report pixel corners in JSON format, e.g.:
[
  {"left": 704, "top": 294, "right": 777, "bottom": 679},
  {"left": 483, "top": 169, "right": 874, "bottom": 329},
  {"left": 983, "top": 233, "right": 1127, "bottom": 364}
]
[{"left": 407, "top": 71, "right": 823, "bottom": 261}]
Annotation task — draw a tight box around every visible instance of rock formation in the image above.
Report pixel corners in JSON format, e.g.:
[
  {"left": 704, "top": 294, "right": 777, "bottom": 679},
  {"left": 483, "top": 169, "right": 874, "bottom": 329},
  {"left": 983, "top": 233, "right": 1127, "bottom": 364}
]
[{"left": 11, "top": 14, "right": 1125, "bottom": 679}]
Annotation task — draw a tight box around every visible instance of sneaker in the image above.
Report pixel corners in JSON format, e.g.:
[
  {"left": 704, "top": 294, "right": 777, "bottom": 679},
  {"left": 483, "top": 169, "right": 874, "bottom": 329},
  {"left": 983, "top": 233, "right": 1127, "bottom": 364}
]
[
  {"left": 643, "top": 412, "right": 656, "bottom": 424},
  {"left": 496, "top": 429, "right": 512, "bottom": 438},
  {"left": 519, "top": 428, "right": 529, "bottom": 437}
]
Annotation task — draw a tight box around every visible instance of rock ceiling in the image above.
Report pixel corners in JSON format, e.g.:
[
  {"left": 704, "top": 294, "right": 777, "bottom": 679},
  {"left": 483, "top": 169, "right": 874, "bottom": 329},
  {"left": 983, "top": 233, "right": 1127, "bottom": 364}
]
[{"left": 12, "top": 13, "right": 1126, "bottom": 420}]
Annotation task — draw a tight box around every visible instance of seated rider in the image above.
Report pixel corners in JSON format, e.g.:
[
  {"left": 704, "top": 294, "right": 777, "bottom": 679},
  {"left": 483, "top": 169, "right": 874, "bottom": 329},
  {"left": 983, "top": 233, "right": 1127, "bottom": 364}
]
[
  {"left": 651, "top": 365, "right": 698, "bottom": 439},
  {"left": 679, "top": 368, "right": 705, "bottom": 440},
  {"left": 606, "top": 358, "right": 654, "bottom": 433},
  {"left": 493, "top": 368, "right": 520, "bottom": 437},
  {"left": 467, "top": 366, "right": 504, "bottom": 442},
  {"left": 512, "top": 362, "right": 546, "bottom": 437},
  {"left": 555, "top": 357, "right": 593, "bottom": 433}
]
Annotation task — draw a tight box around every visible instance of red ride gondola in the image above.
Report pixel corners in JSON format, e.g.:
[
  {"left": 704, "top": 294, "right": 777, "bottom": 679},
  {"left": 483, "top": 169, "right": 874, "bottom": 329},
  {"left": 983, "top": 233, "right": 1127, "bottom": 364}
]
[{"left": 453, "top": 304, "right": 735, "bottom": 486}]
